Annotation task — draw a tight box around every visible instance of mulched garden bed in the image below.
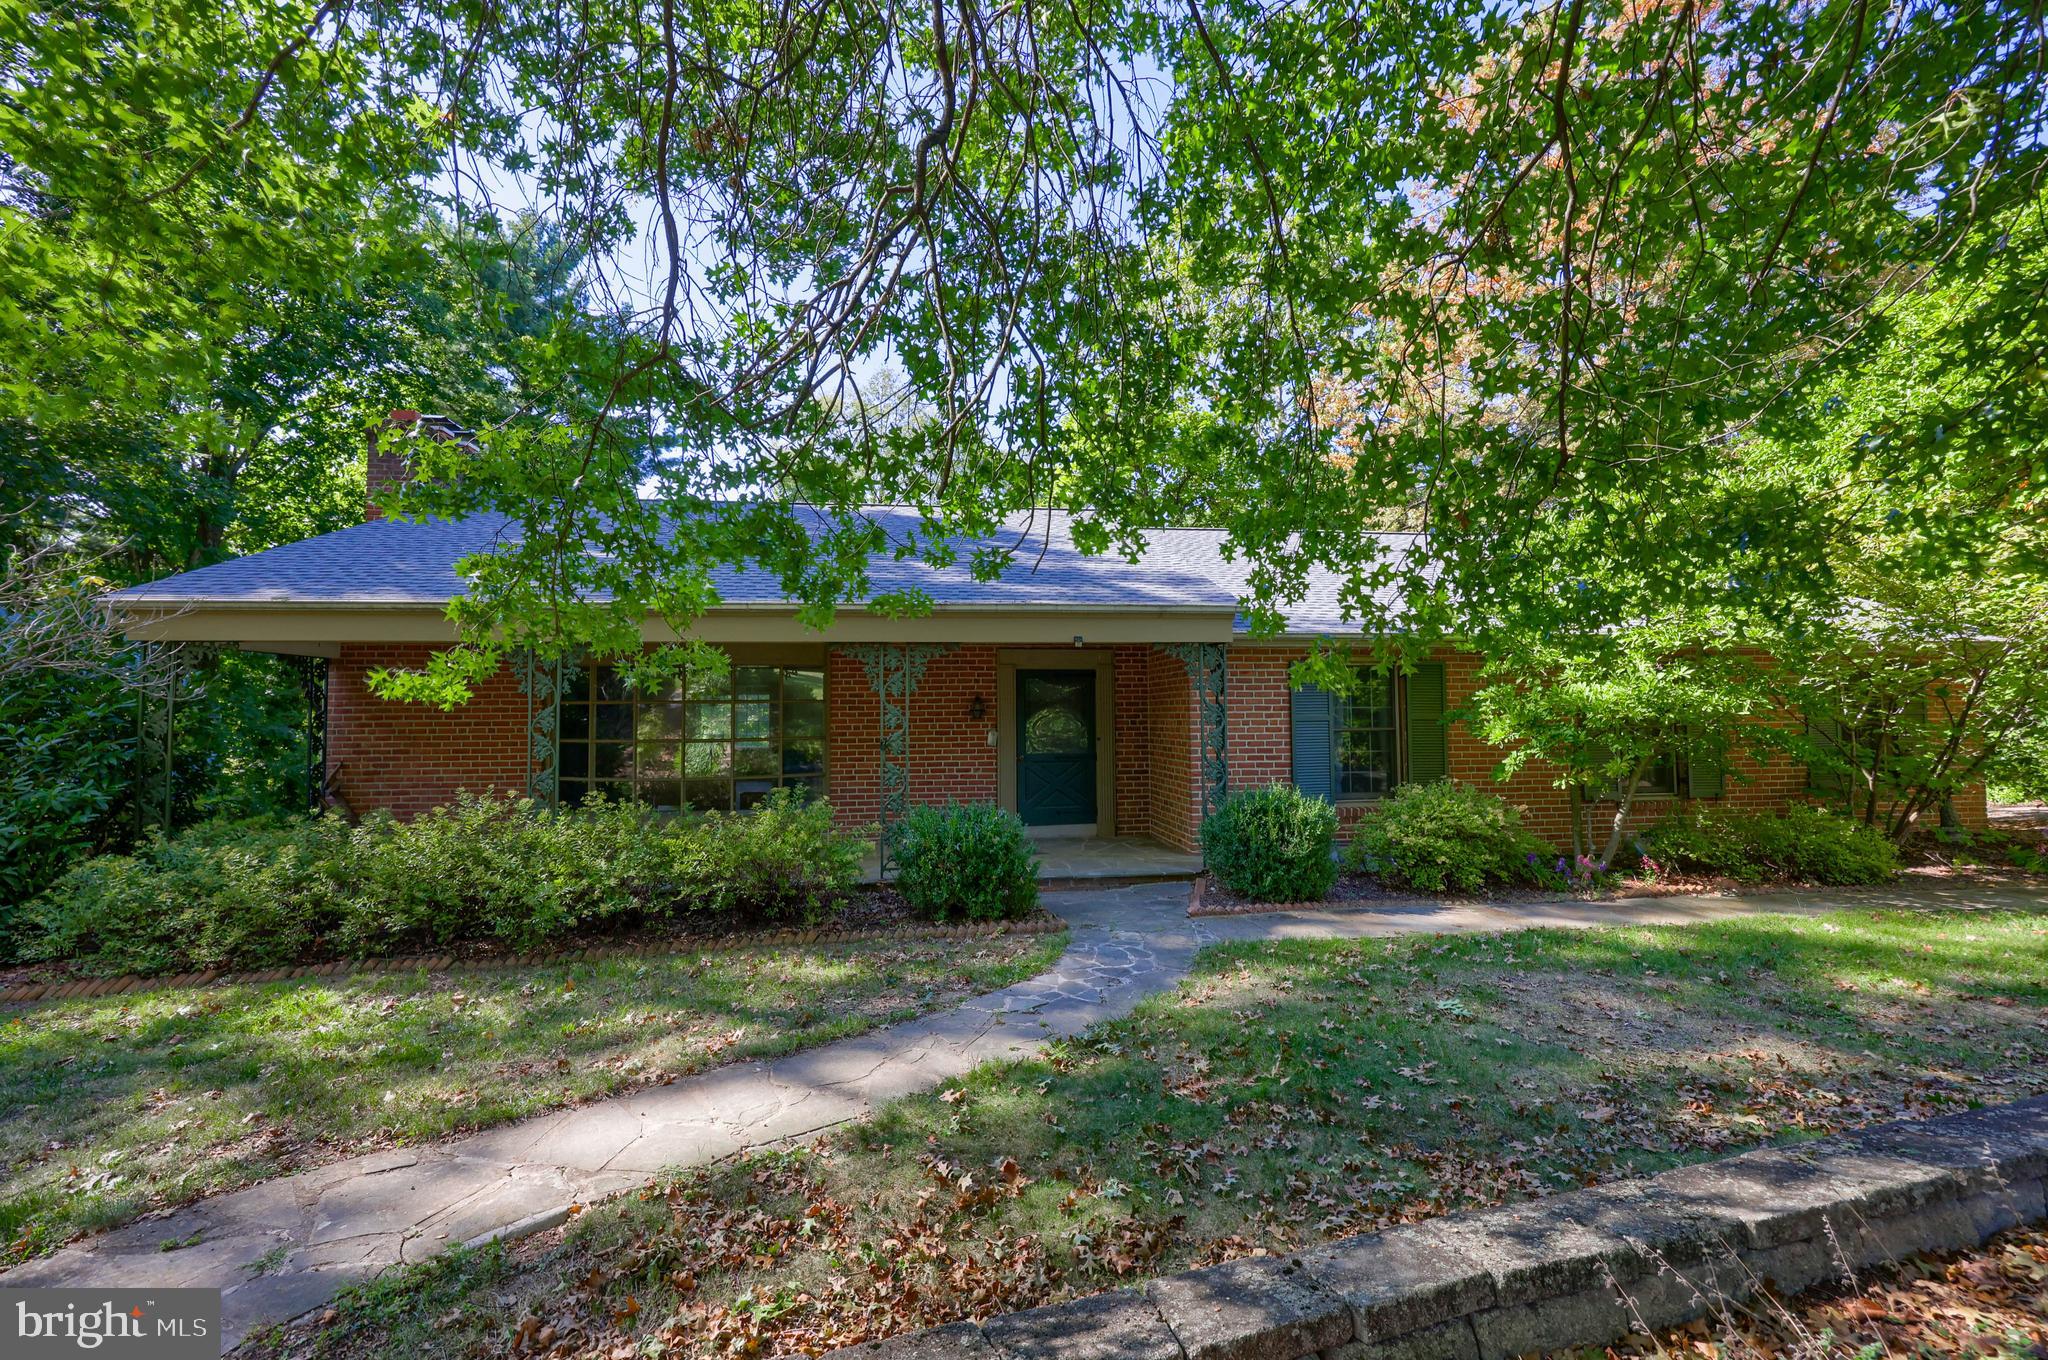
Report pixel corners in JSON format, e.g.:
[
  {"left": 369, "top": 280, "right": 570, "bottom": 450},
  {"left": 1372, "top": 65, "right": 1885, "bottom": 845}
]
[
  {"left": 1188, "top": 869, "right": 1743, "bottom": 917},
  {"left": 0, "top": 887, "right": 1065, "bottom": 1006},
  {"left": 1189, "top": 858, "right": 2048, "bottom": 918}
]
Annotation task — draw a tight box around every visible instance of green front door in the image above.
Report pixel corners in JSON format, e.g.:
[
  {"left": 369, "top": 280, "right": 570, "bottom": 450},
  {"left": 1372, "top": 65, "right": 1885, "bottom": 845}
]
[{"left": 1016, "top": 669, "right": 1098, "bottom": 826}]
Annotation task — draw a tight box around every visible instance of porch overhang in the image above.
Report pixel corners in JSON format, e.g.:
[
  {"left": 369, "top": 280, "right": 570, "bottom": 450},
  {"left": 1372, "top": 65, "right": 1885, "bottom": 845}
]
[{"left": 114, "top": 603, "right": 1237, "bottom": 649}]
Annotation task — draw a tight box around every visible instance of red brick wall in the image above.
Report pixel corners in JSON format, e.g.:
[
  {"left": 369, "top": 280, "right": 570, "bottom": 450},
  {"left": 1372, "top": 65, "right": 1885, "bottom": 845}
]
[
  {"left": 824, "top": 648, "right": 883, "bottom": 830},
  {"left": 1147, "top": 649, "right": 1202, "bottom": 851},
  {"left": 323, "top": 639, "right": 1979, "bottom": 852},
  {"left": 906, "top": 645, "right": 999, "bottom": 809},
  {"left": 1113, "top": 645, "right": 1152, "bottom": 835},
  {"left": 327, "top": 644, "right": 527, "bottom": 818},
  {"left": 1225, "top": 647, "right": 1295, "bottom": 792},
  {"left": 1219, "top": 644, "right": 1986, "bottom": 851}
]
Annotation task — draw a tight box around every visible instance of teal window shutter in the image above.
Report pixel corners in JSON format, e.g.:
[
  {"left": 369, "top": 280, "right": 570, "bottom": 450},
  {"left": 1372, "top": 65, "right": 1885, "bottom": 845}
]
[
  {"left": 1687, "top": 755, "right": 1725, "bottom": 799},
  {"left": 1291, "top": 686, "right": 1334, "bottom": 801},
  {"left": 1404, "top": 662, "right": 1448, "bottom": 784},
  {"left": 1685, "top": 726, "right": 1725, "bottom": 798}
]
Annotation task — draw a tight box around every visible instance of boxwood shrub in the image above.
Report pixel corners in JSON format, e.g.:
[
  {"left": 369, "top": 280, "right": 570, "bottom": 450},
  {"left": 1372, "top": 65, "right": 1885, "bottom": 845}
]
[
  {"left": 1641, "top": 804, "right": 1898, "bottom": 885},
  {"left": 891, "top": 801, "right": 1040, "bottom": 922},
  {"left": 1201, "top": 784, "right": 1339, "bottom": 902},
  {"left": 20, "top": 790, "right": 870, "bottom": 977},
  {"left": 1343, "top": 781, "right": 1550, "bottom": 893}
]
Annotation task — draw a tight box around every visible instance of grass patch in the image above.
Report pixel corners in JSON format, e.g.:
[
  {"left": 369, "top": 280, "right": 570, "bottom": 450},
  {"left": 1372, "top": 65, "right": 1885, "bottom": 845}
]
[
  {"left": 243, "top": 908, "right": 2048, "bottom": 1360},
  {"left": 0, "top": 932, "right": 1067, "bottom": 1260}
]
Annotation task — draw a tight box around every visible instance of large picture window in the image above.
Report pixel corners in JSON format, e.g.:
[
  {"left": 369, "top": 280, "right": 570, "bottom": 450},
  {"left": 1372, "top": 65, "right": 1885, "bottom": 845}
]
[
  {"left": 1335, "top": 668, "right": 1400, "bottom": 799},
  {"left": 557, "top": 663, "right": 827, "bottom": 812}
]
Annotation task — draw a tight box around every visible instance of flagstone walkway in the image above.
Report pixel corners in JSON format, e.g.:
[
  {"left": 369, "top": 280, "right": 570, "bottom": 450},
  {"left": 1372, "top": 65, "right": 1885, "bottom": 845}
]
[{"left": 5, "top": 875, "right": 2045, "bottom": 1352}]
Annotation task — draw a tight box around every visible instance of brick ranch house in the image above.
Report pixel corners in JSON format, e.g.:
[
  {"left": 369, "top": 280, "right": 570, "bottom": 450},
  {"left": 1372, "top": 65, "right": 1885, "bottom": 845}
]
[{"left": 108, "top": 415, "right": 1986, "bottom": 861}]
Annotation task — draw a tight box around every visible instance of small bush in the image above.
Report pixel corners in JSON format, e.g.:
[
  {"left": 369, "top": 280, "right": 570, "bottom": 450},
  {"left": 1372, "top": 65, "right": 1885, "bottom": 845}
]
[
  {"left": 665, "top": 789, "right": 869, "bottom": 927},
  {"left": 891, "top": 802, "right": 1040, "bottom": 922},
  {"left": 1343, "top": 781, "right": 1550, "bottom": 893},
  {"left": 1637, "top": 808, "right": 1761, "bottom": 881},
  {"left": 1203, "top": 784, "right": 1339, "bottom": 902},
  {"left": 23, "top": 791, "right": 871, "bottom": 975},
  {"left": 1641, "top": 805, "right": 1898, "bottom": 885},
  {"left": 20, "top": 816, "right": 357, "bottom": 976}
]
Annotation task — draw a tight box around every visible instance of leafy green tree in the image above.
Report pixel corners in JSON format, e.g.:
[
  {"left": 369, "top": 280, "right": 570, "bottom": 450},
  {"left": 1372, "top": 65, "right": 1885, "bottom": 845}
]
[
  {"left": 1465, "top": 626, "right": 1760, "bottom": 867},
  {"left": 5, "top": 0, "right": 2046, "bottom": 709},
  {"left": 1744, "top": 192, "right": 2048, "bottom": 835}
]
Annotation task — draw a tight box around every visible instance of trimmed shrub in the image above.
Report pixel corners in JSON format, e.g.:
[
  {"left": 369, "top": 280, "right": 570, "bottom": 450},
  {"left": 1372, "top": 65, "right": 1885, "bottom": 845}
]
[
  {"left": 1641, "top": 804, "right": 1897, "bottom": 885},
  {"left": 1202, "top": 784, "right": 1339, "bottom": 902},
  {"left": 20, "top": 816, "right": 356, "bottom": 977},
  {"left": 22, "top": 791, "right": 871, "bottom": 976},
  {"left": 892, "top": 802, "right": 1040, "bottom": 922},
  {"left": 664, "top": 789, "right": 869, "bottom": 927},
  {"left": 1343, "top": 781, "right": 1550, "bottom": 893}
]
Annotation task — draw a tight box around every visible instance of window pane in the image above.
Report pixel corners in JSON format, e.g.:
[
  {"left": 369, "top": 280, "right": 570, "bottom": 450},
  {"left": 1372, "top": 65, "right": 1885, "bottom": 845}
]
[
  {"left": 686, "top": 703, "right": 732, "bottom": 740},
  {"left": 1337, "top": 730, "right": 1393, "bottom": 798},
  {"left": 596, "top": 704, "right": 634, "bottom": 739},
  {"left": 637, "top": 704, "right": 683, "bottom": 739},
  {"left": 684, "top": 742, "right": 732, "bottom": 777},
  {"left": 782, "top": 775, "right": 825, "bottom": 803},
  {"left": 1630, "top": 755, "right": 1678, "bottom": 796},
  {"left": 640, "top": 779, "right": 682, "bottom": 812},
  {"left": 558, "top": 779, "right": 589, "bottom": 807},
  {"left": 594, "top": 743, "right": 632, "bottom": 779},
  {"left": 559, "top": 742, "right": 590, "bottom": 778},
  {"left": 594, "top": 667, "right": 632, "bottom": 702},
  {"left": 736, "top": 701, "right": 773, "bottom": 740},
  {"left": 1338, "top": 672, "right": 1395, "bottom": 727},
  {"left": 783, "top": 669, "right": 825, "bottom": 704},
  {"left": 684, "top": 779, "right": 732, "bottom": 812},
  {"left": 782, "top": 738, "right": 825, "bottom": 775},
  {"left": 735, "top": 779, "right": 776, "bottom": 810},
  {"left": 784, "top": 702, "right": 825, "bottom": 740},
  {"left": 637, "top": 740, "right": 678, "bottom": 777},
  {"left": 736, "top": 666, "right": 778, "bottom": 700},
  {"left": 560, "top": 703, "right": 590, "bottom": 739},
  {"left": 734, "top": 741, "right": 776, "bottom": 776},
  {"left": 1021, "top": 675, "right": 1091, "bottom": 754},
  {"left": 689, "top": 668, "right": 733, "bottom": 700}
]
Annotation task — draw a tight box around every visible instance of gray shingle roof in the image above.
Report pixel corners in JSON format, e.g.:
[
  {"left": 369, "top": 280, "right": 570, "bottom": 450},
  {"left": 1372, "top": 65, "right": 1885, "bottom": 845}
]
[{"left": 108, "top": 507, "right": 1425, "bottom": 635}]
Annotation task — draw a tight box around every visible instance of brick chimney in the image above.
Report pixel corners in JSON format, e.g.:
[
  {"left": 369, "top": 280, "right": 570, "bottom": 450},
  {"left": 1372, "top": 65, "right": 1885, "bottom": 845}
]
[{"left": 365, "top": 409, "right": 475, "bottom": 521}]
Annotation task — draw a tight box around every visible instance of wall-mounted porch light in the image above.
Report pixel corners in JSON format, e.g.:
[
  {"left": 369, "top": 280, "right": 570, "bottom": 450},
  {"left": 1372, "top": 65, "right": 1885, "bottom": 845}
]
[{"left": 969, "top": 693, "right": 987, "bottom": 720}]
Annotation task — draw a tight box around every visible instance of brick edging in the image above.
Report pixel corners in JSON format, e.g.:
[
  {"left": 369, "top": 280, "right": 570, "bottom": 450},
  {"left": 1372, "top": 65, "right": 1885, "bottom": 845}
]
[
  {"left": 0, "top": 914, "right": 1067, "bottom": 1009},
  {"left": 829, "top": 1097, "right": 2048, "bottom": 1360}
]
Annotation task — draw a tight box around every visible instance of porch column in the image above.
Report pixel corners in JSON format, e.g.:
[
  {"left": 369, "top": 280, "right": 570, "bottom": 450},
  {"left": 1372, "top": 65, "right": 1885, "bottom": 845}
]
[
  {"left": 845, "top": 643, "right": 958, "bottom": 871},
  {"left": 1155, "top": 642, "right": 1228, "bottom": 822}
]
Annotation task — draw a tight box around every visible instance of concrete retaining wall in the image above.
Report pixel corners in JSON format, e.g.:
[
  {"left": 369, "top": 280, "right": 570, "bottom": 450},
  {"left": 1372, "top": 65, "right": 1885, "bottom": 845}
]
[{"left": 830, "top": 1097, "right": 2048, "bottom": 1360}]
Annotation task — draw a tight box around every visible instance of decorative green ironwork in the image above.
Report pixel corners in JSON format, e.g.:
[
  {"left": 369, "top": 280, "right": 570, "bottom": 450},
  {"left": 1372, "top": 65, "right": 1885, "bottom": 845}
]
[
  {"left": 844, "top": 643, "right": 957, "bottom": 870},
  {"left": 517, "top": 648, "right": 572, "bottom": 804},
  {"left": 280, "top": 654, "right": 330, "bottom": 815},
  {"left": 1157, "top": 642, "right": 1229, "bottom": 820}
]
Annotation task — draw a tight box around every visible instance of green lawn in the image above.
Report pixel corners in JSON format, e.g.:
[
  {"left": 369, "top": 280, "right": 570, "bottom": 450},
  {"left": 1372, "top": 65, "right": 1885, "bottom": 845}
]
[
  {"left": 247, "top": 908, "right": 2048, "bottom": 1360},
  {"left": 0, "top": 932, "right": 1066, "bottom": 1261}
]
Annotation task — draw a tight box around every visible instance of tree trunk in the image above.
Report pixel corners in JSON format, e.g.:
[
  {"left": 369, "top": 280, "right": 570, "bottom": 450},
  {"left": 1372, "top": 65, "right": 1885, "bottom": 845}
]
[{"left": 1597, "top": 753, "right": 1655, "bottom": 870}]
